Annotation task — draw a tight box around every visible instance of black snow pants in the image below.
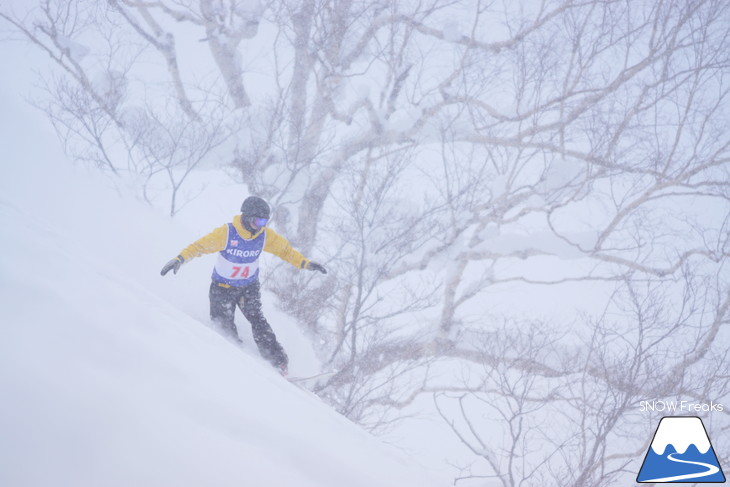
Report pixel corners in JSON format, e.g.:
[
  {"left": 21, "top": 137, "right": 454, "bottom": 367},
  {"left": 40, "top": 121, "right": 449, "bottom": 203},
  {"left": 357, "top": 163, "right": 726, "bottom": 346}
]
[{"left": 209, "top": 280, "right": 288, "bottom": 369}]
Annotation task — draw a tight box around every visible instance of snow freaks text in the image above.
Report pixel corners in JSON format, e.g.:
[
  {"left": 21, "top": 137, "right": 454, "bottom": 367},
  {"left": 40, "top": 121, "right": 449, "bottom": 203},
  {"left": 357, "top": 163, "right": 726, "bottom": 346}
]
[{"left": 639, "top": 401, "right": 724, "bottom": 413}]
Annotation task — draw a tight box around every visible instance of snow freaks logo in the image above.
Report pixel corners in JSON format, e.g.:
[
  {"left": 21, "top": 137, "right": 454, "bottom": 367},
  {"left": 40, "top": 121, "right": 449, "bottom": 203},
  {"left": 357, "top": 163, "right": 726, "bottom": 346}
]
[
  {"left": 637, "top": 416, "right": 725, "bottom": 483},
  {"left": 640, "top": 400, "right": 724, "bottom": 413}
]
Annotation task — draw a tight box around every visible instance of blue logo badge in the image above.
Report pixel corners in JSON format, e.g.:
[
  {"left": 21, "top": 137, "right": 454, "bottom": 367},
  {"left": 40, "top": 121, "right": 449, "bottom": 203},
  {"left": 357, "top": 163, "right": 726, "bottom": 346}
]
[{"left": 637, "top": 416, "right": 725, "bottom": 483}]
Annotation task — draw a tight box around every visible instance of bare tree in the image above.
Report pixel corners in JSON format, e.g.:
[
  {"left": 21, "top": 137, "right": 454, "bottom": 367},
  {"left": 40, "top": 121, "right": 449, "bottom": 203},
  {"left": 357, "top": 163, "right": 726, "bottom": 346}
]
[
  {"left": 0, "top": 0, "right": 242, "bottom": 213},
  {"left": 125, "top": 100, "right": 239, "bottom": 215}
]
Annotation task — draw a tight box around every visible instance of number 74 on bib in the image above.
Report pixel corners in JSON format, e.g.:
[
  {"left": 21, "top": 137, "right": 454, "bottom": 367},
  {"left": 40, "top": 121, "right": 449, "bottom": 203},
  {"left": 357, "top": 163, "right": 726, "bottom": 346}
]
[{"left": 231, "top": 266, "right": 250, "bottom": 278}]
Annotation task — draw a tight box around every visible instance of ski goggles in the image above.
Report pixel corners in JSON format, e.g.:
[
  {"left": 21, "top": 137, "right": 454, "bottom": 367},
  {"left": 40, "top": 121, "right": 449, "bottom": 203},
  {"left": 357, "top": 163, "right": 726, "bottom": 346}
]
[{"left": 250, "top": 217, "right": 269, "bottom": 227}]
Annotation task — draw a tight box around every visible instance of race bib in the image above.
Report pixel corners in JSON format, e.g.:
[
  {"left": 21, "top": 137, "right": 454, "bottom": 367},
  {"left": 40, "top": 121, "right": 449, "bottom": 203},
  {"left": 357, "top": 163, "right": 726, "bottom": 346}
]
[{"left": 214, "top": 255, "right": 260, "bottom": 281}]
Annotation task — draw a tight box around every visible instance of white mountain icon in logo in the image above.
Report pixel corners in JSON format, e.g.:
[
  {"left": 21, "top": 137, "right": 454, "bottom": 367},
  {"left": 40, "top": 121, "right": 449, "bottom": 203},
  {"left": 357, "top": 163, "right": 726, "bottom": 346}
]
[{"left": 637, "top": 416, "right": 725, "bottom": 483}]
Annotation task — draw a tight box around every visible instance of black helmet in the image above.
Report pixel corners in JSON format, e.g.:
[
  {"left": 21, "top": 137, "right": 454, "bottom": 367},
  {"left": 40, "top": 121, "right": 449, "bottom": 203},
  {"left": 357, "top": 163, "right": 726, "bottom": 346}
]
[{"left": 240, "top": 196, "right": 270, "bottom": 219}]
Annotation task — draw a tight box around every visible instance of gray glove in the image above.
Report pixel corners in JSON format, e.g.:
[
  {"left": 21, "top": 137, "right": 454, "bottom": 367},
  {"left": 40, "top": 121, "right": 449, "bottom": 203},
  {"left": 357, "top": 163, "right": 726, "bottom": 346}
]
[
  {"left": 307, "top": 261, "right": 327, "bottom": 274},
  {"left": 161, "top": 255, "right": 184, "bottom": 276}
]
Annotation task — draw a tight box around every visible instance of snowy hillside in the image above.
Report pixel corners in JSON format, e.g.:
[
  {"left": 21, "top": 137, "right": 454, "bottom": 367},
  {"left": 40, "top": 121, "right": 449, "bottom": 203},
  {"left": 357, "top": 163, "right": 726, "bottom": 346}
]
[{"left": 0, "top": 74, "right": 445, "bottom": 487}]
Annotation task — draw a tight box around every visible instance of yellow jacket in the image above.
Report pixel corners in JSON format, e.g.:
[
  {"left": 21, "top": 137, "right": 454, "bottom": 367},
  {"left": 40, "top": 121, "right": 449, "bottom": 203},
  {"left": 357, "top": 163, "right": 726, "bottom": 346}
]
[{"left": 178, "top": 215, "right": 310, "bottom": 270}]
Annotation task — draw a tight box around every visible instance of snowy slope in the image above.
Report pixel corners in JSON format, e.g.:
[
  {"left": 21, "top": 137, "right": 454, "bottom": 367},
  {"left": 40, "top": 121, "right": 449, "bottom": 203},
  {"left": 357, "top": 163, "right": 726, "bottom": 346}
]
[{"left": 0, "top": 57, "right": 444, "bottom": 487}]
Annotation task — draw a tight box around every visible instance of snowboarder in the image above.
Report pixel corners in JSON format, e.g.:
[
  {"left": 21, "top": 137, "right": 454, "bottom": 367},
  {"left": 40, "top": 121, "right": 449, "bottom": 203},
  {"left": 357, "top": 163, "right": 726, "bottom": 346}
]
[{"left": 160, "top": 196, "right": 327, "bottom": 375}]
